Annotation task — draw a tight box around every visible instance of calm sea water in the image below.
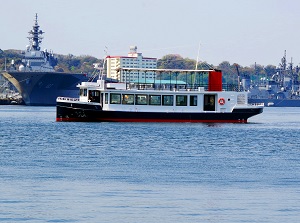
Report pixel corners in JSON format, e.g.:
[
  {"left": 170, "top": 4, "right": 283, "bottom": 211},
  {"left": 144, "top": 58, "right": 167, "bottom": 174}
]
[{"left": 0, "top": 106, "right": 299, "bottom": 223}]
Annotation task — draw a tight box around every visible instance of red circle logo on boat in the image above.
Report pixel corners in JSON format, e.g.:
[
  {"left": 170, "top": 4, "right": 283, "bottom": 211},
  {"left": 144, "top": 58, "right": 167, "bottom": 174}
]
[{"left": 218, "top": 98, "right": 225, "bottom": 105}]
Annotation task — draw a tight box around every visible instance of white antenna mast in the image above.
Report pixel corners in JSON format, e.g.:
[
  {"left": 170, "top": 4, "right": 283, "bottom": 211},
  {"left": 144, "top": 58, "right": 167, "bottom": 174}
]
[
  {"left": 193, "top": 42, "right": 201, "bottom": 86},
  {"left": 195, "top": 42, "right": 201, "bottom": 70},
  {"left": 100, "top": 46, "right": 109, "bottom": 80}
]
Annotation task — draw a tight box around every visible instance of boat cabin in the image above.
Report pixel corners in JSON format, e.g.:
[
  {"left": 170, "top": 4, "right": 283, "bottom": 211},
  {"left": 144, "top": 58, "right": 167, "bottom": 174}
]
[
  {"left": 76, "top": 77, "right": 248, "bottom": 114},
  {"left": 56, "top": 68, "right": 263, "bottom": 123}
]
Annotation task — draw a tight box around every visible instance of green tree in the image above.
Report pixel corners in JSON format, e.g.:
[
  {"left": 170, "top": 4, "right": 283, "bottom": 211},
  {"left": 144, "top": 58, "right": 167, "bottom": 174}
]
[
  {"left": 157, "top": 54, "right": 186, "bottom": 69},
  {"left": 264, "top": 65, "right": 277, "bottom": 79},
  {"left": 217, "top": 61, "right": 236, "bottom": 84}
]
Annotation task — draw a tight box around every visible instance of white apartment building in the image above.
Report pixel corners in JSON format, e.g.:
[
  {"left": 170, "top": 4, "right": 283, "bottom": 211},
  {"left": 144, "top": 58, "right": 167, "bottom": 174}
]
[{"left": 106, "top": 46, "right": 157, "bottom": 82}]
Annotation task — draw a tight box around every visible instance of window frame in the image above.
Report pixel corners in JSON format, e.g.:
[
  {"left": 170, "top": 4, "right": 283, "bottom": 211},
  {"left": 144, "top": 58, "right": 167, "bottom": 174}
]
[
  {"left": 110, "top": 93, "right": 121, "bottom": 104},
  {"left": 122, "top": 94, "right": 134, "bottom": 105},
  {"left": 149, "top": 95, "right": 161, "bottom": 105},
  {"left": 105, "top": 93, "right": 108, "bottom": 104},
  {"left": 135, "top": 94, "right": 148, "bottom": 105},
  {"left": 162, "top": 95, "right": 174, "bottom": 106},
  {"left": 190, "top": 95, "right": 197, "bottom": 106},
  {"left": 176, "top": 95, "right": 187, "bottom": 106}
]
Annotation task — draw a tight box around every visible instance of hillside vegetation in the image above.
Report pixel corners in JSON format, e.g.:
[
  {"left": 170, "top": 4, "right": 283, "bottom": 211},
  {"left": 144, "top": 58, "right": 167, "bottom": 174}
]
[{"left": 0, "top": 49, "right": 286, "bottom": 84}]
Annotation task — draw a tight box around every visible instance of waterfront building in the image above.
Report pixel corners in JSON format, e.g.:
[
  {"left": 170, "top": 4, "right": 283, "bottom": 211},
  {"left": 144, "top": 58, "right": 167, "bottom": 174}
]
[{"left": 106, "top": 46, "right": 157, "bottom": 82}]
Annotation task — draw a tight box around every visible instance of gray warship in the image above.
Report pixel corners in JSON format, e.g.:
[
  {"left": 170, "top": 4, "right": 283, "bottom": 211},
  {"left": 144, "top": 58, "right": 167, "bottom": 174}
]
[
  {"left": 1, "top": 14, "right": 90, "bottom": 106},
  {"left": 246, "top": 51, "right": 300, "bottom": 107}
]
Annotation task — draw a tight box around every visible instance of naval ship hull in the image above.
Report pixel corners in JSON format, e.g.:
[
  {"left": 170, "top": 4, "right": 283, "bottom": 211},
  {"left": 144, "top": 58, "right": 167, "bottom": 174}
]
[
  {"left": 248, "top": 98, "right": 300, "bottom": 107},
  {"left": 2, "top": 71, "right": 89, "bottom": 106}
]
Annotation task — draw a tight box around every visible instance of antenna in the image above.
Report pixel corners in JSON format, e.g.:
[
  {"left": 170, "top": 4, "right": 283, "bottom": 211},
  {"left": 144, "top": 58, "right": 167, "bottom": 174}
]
[
  {"left": 104, "top": 46, "right": 109, "bottom": 56},
  {"left": 195, "top": 42, "right": 201, "bottom": 70},
  {"left": 193, "top": 42, "right": 201, "bottom": 86},
  {"left": 28, "top": 13, "right": 44, "bottom": 51}
]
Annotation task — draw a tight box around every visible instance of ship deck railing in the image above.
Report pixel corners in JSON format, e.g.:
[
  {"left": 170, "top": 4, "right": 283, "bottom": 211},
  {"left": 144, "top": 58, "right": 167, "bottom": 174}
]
[
  {"left": 57, "top": 97, "right": 80, "bottom": 102},
  {"left": 249, "top": 103, "right": 265, "bottom": 107},
  {"left": 126, "top": 83, "right": 244, "bottom": 92},
  {"left": 115, "top": 68, "right": 245, "bottom": 92}
]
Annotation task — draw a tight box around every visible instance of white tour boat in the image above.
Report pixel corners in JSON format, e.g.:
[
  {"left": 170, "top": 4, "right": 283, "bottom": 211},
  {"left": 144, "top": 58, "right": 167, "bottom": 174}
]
[{"left": 56, "top": 68, "right": 263, "bottom": 123}]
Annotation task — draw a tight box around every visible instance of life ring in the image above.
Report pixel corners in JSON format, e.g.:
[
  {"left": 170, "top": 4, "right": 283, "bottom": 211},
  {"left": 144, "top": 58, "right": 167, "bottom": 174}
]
[{"left": 218, "top": 98, "right": 225, "bottom": 105}]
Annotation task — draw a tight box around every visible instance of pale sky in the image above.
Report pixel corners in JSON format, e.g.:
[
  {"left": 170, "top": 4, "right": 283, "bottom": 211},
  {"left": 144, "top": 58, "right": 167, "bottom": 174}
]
[{"left": 1, "top": 0, "right": 299, "bottom": 66}]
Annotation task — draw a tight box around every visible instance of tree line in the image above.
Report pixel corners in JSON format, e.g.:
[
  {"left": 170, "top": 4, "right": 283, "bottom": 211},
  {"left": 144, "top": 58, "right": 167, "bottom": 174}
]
[
  {"left": 157, "top": 54, "right": 280, "bottom": 85},
  {"left": 0, "top": 49, "right": 291, "bottom": 84}
]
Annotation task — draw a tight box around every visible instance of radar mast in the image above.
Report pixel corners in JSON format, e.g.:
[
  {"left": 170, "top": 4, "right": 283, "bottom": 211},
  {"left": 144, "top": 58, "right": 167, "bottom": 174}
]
[{"left": 28, "top": 13, "right": 44, "bottom": 51}]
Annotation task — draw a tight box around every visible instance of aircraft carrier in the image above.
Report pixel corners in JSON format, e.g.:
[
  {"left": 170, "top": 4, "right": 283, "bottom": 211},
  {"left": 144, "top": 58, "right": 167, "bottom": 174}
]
[{"left": 1, "top": 14, "right": 90, "bottom": 106}]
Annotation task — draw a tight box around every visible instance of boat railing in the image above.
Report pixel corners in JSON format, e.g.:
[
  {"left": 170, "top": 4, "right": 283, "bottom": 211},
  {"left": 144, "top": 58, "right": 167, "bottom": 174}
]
[
  {"left": 249, "top": 103, "right": 265, "bottom": 107},
  {"left": 57, "top": 97, "right": 80, "bottom": 102},
  {"left": 126, "top": 83, "right": 244, "bottom": 92}
]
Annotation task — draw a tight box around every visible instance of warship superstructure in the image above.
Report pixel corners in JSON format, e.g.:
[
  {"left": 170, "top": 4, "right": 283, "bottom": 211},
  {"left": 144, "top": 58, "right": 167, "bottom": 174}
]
[
  {"left": 1, "top": 14, "right": 89, "bottom": 105},
  {"left": 246, "top": 51, "right": 300, "bottom": 107}
]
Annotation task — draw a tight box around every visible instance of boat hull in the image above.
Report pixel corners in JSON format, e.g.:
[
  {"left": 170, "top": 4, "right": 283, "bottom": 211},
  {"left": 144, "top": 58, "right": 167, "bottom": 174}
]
[
  {"left": 56, "top": 101, "right": 263, "bottom": 123},
  {"left": 2, "top": 71, "right": 89, "bottom": 106}
]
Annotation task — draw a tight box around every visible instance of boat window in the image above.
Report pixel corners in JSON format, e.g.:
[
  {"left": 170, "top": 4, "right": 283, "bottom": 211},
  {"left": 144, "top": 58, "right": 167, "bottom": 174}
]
[
  {"left": 204, "top": 94, "right": 215, "bottom": 111},
  {"left": 89, "top": 90, "right": 100, "bottom": 102},
  {"left": 105, "top": 93, "right": 108, "bottom": 104},
  {"left": 176, "top": 95, "right": 187, "bottom": 106},
  {"left": 149, "top": 95, "right": 161, "bottom": 105},
  {"left": 110, "top": 93, "right": 121, "bottom": 104},
  {"left": 190, "top": 95, "right": 197, "bottom": 106},
  {"left": 122, "top": 94, "right": 134, "bottom": 105},
  {"left": 80, "top": 88, "right": 87, "bottom": 97},
  {"left": 136, "top": 94, "right": 148, "bottom": 105},
  {"left": 162, "top": 95, "right": 173, "bottom": 106}
]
